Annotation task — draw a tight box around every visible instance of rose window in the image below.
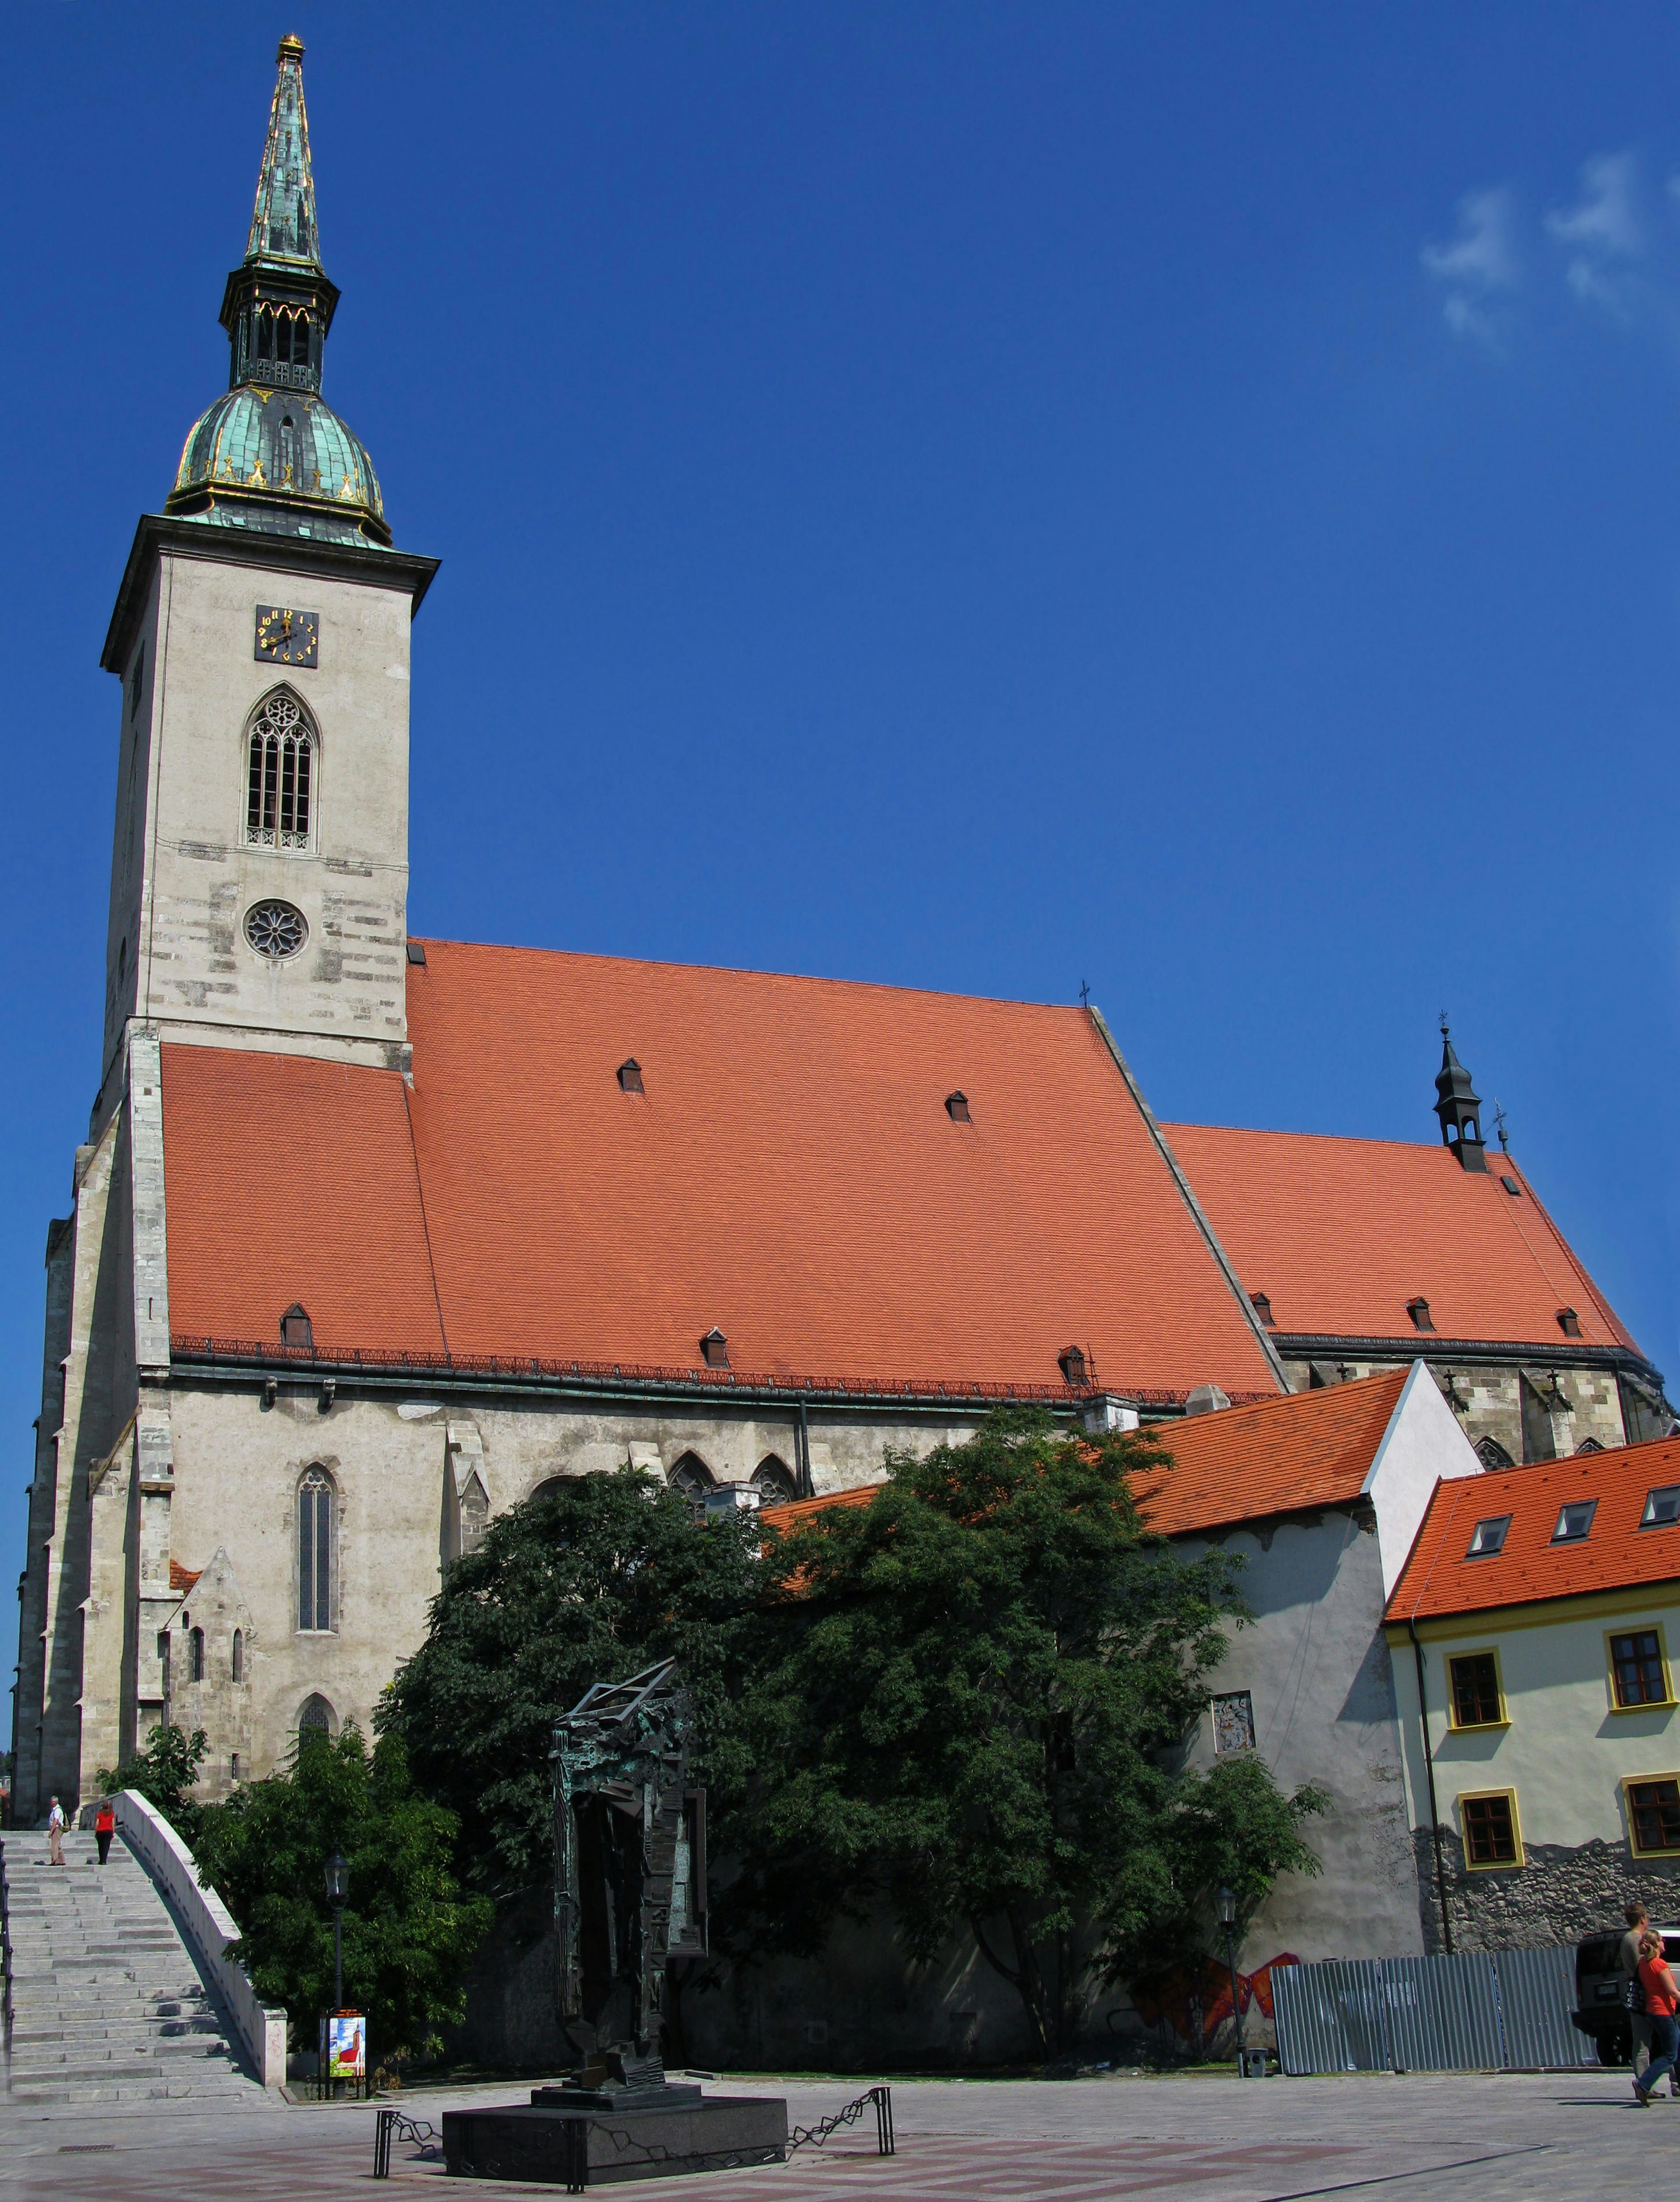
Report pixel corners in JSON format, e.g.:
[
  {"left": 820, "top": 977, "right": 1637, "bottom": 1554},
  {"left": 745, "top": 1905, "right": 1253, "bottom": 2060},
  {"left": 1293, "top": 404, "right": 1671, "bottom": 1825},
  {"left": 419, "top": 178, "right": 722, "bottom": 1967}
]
[{"left": 244, "top": 899, "right": 308, "bottom": 959}]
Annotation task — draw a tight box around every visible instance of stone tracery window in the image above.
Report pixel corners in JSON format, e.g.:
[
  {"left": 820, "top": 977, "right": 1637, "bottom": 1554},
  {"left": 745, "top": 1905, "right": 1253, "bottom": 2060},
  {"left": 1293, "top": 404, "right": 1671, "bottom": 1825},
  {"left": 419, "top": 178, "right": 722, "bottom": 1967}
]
[
  {"left": 298, "top": 1467, "right": 335, "bottom": 1632},
  {"left": 752, "top": 1454, "right": 798, "bottom": 1505},
  {"left": 245, "top": 690, "right": 315, "bottom": 850},
  {"left": 668, "top": 1452, "right": 714, "bottom": 1498}
]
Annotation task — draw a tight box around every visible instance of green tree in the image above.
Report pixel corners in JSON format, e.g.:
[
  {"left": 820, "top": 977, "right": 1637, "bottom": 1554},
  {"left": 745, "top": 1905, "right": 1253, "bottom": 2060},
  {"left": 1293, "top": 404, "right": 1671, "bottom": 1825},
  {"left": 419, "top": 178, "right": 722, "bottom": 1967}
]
[
  {"left": 192, "top": 1726, "right": 490, "bottom": 2062},
  {"left": 378, "top": 1466, "right": 764, "bottom": 1895},
  {"left": 735, "top": 1408, "right": 1325, "bottom": 2057},
  {"left": 98, "top": 1723, "right": 210, "bottom": 1846}
]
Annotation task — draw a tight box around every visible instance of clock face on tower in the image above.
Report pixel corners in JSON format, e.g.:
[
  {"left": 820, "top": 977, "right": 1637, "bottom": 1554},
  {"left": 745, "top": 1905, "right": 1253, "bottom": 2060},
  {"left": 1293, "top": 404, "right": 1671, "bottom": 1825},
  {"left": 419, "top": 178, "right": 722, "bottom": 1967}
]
[{"left": 254, "top": 605, "right": 321, "bottom": 667}]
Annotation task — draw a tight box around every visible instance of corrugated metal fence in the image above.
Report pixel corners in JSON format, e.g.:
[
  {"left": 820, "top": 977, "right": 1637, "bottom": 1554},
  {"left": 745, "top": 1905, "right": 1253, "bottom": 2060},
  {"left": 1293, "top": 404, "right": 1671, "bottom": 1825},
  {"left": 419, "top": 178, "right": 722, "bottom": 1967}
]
[{"left": 1272, "top": 1945, "right": 1593, "bottom": 2074}]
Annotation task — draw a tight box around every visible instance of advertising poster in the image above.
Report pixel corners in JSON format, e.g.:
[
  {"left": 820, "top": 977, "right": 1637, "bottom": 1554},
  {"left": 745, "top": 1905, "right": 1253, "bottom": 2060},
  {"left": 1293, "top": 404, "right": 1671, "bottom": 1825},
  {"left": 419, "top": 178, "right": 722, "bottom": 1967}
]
[{"left": 327, "top": 2011, "right": 366, "bottom": 2082}]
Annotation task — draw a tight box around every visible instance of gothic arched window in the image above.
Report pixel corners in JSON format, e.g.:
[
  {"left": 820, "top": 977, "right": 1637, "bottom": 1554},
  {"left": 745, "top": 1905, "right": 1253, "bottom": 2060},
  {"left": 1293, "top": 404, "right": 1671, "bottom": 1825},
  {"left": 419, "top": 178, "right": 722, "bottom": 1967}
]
[
  {"left": 1475, "top": 1436, "right": 1515, "bottom": 1471},
  {"left": 231, "top": 1628, "right": 244, "bottom": 1684},
  {"left": 189, "top": 1627, "right": 205, "bottom": 1682},
  {"left": 752, "top": 1454, "right": 798, "bottom": 1505},
  {"left": 298, "top": 1467, "right": 335, "bottom": 1632},
  {"left": 245, "top": 690, "right": 316, "bottom": 851},
  {"left": 297, "top": 1693, "right": 335, "bottom": 1743},
  {"left": 668, "top": 1452, "right": 714, "bottom": 1498}
]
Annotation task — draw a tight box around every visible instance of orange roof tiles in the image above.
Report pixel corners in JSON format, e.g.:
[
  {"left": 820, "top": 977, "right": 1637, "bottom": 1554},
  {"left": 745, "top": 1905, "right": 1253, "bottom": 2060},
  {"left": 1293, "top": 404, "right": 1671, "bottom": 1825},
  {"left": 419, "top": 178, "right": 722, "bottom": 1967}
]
[
  {"left": 1386, "top": 1436, "right": 1680, "bottom": 1623},
  {"left": 161, "top": 1046, "right": 447, "bottom": 1362},
  {"left": 1133, "top": 1369, "right": 1410, "bottom": 1538},
  {"left": 1162, "top": 1122, "right": 1639, "bottom": 1355},
  {"left": 168, "top": 1560, "right": 202, "bottom": 1593},
  {"left": 758, "top": 1371, "right": 1412, "bottom": 1541},
  {"left": 161, "top": 945, "right": 1281, "bottom": 1397}
]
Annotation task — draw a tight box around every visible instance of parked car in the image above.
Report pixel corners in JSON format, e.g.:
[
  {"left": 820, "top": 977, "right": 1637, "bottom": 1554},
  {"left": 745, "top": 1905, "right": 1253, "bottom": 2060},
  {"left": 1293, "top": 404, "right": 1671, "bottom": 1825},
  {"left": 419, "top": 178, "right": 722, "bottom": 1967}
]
[{"left": 1573, "top": 1929, "right": 1680, "bottom": 2064}]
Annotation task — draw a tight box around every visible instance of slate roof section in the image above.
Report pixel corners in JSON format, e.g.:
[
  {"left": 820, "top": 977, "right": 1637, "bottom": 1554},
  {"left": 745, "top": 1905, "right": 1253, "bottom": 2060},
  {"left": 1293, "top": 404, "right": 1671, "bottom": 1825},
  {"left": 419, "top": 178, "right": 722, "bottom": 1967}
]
[
  {"left": 160, "top": 943, "right": 1283, "bottom": 1399},
  {"left": 1385, "top": 1437, "right": 1680, "bottom": 1623},
  {"left": 1160, "top": 1122, "right": 1641, "bottom": 1356},
  {"left": 760, "top": 1371, "right": 1414, "bottom": 1541}
]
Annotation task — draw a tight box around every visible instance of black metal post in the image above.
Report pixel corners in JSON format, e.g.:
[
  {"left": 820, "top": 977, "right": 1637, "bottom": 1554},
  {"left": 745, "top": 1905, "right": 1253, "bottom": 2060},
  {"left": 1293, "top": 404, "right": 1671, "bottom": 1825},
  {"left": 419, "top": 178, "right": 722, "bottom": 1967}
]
[
  {"left": 1223, "top": 1923, "right": 1246, "bottom": 2062},
  {"left": 334, "top": 1903, "right": 343, "bottom": 2015}
]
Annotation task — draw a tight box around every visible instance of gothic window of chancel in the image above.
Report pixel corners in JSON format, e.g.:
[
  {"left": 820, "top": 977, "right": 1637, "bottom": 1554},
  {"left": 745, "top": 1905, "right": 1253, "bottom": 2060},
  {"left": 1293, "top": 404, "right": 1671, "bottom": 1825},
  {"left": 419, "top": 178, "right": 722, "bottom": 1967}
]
[
  {"left": 245, "top": 690, "right": 316, "bottom": 851},
  {"left": 297, "top": 1467, "right": 336, "bottom": 1632}
]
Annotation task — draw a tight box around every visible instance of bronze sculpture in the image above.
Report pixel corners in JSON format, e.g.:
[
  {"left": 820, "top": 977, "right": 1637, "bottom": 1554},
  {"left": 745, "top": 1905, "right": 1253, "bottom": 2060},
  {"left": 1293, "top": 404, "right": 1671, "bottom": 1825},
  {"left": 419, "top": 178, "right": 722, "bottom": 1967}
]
[{"left": 550, "top": 1658, "right": 707, "bottom": 2093}]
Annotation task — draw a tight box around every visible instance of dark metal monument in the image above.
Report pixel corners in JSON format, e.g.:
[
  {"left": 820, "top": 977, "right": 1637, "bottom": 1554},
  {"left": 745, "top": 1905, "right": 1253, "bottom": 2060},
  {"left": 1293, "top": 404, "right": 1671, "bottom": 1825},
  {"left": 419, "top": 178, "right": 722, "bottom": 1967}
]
[{"left": 442, "top": 1660, "right": 788, "bottom": 2186}]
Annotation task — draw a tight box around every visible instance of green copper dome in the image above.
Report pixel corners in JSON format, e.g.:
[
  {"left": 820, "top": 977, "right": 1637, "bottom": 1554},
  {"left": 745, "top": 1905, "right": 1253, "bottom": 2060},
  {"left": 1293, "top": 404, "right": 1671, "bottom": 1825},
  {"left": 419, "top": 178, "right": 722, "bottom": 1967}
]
[
  {"left": 163, "top": 36, "right": 395, "bottom": 551},
  {"left": 168, "top": 385, "right": 388, "bottom": 547}
]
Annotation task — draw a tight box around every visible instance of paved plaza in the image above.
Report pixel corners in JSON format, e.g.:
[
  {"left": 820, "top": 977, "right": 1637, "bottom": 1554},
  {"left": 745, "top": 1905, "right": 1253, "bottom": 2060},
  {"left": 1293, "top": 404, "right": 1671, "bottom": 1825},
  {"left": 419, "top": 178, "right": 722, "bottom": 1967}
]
[{"left": 0, "top": 2064, "right": 1668, "bottom": 2201}]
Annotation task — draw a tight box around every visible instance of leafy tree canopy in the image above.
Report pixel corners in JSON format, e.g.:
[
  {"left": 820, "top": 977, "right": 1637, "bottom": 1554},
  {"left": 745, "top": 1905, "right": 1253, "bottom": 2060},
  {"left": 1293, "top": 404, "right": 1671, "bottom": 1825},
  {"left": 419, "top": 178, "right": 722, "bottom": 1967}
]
[
  {"left": 98, "top": 1723, "right": 209, "bottom": 1848},
  {"left": 378, "top": 1467, "right": 763, "bottom": 1895},
  {"left": 732, "top": 1408, "right": 1326, "bottom": 2055},
  {"left": 193, "top": 1726, "right": 489, "bottom": 2062}
]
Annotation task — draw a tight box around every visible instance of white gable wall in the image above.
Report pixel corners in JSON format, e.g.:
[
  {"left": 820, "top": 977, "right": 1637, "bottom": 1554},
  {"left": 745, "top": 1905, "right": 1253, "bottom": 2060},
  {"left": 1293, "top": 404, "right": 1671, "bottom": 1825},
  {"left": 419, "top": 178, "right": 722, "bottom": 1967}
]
[{"left": 1364, "top": 1359, "right": 1486, "bottom": 1598}]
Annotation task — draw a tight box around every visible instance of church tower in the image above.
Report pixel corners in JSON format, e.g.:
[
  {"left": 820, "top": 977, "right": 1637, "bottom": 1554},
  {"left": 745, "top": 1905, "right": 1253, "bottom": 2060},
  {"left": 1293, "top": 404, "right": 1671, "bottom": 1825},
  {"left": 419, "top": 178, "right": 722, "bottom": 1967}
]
[
  {"left": 95, "top": 33, "right": 438, "bottom": 1126},
  {"left": 15, "top": 38, "right": 439, "bottom": 1826}
]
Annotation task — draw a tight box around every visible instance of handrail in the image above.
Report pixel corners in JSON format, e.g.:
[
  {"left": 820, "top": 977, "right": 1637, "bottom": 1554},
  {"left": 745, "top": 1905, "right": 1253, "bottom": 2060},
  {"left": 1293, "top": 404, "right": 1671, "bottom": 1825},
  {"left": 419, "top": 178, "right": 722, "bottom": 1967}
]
[
  {"left": 105, "top": 1790, "right": 287, "bottom": 2086},
  {"left": 1, "top": 1836, "right": 13, "bottom": 2095}
]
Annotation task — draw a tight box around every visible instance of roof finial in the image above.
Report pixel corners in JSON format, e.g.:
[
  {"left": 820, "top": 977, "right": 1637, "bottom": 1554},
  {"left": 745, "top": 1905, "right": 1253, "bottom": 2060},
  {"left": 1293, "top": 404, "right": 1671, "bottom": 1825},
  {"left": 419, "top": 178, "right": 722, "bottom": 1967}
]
[
  {"left": 1078, "top": 978, "right": 1091, "bottom": 1009},
  {"left": 247, "top": 32, "right": 320, "bottom": 268},
  {"left": 1439, "top": 1008, "right": 1450, "bottom": 1039},
  {"left": 1492, "top": 1099, "right": 1510, "bottom": 1154}
]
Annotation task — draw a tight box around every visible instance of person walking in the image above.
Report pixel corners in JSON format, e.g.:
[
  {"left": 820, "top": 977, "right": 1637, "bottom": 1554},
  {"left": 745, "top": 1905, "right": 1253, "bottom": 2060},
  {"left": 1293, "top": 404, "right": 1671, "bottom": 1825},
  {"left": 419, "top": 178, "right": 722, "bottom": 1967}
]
[
  {"left": 94, "top": 1798, "right": 116, "bottom": 1866},
  {"left": 46, "top": 1794, "right": 66, "bottom": 1866},
  {"left": 1620, "top": 1903, "right": 1669, "bottom": 2095},
  {"left": 1634, "top": 1930, "right": 1680, "bottom": 2106}
]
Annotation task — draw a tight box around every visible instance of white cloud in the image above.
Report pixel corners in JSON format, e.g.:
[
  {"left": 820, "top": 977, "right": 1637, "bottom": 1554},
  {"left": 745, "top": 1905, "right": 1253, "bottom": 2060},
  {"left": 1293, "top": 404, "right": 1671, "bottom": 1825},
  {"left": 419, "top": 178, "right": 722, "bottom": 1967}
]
[
  {"left": 1546, "top": 152, "right": 1643, "bottom": 319},
  {"left": 1421, "top": 188, "right": 1520, "bottom": 345}
]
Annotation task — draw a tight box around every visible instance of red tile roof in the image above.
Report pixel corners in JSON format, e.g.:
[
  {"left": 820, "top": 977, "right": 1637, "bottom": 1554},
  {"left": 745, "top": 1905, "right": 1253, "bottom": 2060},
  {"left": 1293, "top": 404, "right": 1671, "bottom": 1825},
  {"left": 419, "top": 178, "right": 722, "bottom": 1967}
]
[
  {"left": 1162, "top": 1122, "right": 1639, "bottom": 1355},
  {"left": 1133, "top": 1369, "right": 1409, "bottom": 1537},
  {"left": 759, "top": 1371, "right": 1412, "bottom": 1541},
  {"left": 168, "top": 1559, "right": 202, "bottom": 1593},
  {"left": 1385, "top": 1436, "right": 1680, "bottom": 1623},
  {"left": 161, "top": 945, "right": 1281, "bottom": 1398}
]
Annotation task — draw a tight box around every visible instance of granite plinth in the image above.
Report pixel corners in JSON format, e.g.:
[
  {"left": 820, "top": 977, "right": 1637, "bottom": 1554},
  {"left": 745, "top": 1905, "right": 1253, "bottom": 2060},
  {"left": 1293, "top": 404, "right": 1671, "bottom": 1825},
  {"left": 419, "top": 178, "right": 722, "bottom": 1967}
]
[{"left": 441, "top": 2090, "right": 788, "bottom": 2186}]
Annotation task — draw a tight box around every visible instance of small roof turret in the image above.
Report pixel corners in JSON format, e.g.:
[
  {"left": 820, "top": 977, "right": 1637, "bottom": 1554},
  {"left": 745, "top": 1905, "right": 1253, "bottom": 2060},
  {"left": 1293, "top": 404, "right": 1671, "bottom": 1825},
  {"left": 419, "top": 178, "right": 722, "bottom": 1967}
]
[{"left": 1434, "top": 1017, "right": 1488, "bottom": 1173}]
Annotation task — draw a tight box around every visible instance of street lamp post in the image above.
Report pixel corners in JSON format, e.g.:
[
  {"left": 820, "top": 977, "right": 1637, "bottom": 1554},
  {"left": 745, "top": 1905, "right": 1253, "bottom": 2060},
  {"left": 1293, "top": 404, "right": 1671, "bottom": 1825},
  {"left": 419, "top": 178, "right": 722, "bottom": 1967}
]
[
  {"left": 1216, "top": 1884, "right": 1247, "bottom": 2069},
  {"left": 325, "top": 1848, "right": 349, "bottom": 2015}
]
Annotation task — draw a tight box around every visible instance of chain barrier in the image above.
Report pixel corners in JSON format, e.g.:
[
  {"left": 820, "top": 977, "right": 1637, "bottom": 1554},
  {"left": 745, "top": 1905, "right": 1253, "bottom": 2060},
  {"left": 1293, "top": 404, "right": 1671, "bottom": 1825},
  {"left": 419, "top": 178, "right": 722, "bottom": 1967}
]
[
  {"left": 789, "top": 2083, "right": 895, "bottom": 2156},
  {"left": 372, "top": 2105, "right": 441, "bottom": 2177}
]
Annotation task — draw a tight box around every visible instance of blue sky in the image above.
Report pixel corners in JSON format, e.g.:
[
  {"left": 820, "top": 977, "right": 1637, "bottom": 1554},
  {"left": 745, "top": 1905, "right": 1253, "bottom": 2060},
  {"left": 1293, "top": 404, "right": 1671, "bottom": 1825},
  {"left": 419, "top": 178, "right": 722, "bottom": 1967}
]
[{"left": 3, "top": 5, "right": 1677, "bottom": 1620}]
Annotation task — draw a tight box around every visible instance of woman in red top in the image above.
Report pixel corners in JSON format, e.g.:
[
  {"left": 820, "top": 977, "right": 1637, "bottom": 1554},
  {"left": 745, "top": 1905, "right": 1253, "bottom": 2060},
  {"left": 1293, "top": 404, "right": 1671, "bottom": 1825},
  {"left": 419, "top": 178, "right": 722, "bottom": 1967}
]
[
  {"left": 1634, "top": 1931, "right": 1680, "bottom": 2104},
  {"left": 93, "top": 1798, "right": 116, "bottom": 1867}
]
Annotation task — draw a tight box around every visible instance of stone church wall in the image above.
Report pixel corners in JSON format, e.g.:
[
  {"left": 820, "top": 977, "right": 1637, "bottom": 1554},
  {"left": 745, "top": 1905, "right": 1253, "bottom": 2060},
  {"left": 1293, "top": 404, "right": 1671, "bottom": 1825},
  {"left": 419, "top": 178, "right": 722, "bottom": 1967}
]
[{"left": 139, "top": 1380, "right": 980, "bottom": 1798}]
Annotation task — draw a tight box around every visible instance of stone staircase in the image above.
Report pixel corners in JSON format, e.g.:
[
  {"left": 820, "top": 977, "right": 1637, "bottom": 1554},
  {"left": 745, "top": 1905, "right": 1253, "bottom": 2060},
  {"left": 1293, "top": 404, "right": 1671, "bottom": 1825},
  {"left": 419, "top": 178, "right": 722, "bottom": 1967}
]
[{"left": 4, "top": 1827, "right": 266, "bottom": 2105}]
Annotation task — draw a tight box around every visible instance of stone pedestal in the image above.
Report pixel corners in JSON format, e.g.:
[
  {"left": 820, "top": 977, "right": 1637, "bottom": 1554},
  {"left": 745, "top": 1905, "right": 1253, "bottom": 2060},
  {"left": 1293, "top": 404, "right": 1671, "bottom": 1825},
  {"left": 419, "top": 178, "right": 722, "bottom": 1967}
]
[{"left": 441, "top": 2084, "right": 788, "bottom": 2187}]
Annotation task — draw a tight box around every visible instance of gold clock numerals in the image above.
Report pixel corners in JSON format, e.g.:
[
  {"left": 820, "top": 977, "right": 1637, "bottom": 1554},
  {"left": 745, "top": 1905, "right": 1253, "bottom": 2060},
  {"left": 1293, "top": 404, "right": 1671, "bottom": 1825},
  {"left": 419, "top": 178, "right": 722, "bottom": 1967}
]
[{"left": 254, "top": 605, "right": 321, "bottom": 667}]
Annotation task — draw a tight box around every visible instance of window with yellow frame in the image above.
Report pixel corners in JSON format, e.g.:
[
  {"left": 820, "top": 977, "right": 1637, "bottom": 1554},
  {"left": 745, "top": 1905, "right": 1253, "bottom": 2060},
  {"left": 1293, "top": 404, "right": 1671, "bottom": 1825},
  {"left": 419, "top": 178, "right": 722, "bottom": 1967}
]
[
  {"left": 1446, "top": 1647, "right": 1508, "bottom": 1730},
  {"left": 1458, "top": 1788, "right": 1524, "bottom": 1870},
  {"left": 1605, "top": 1624, "right": 1676, "bottom": 1712},
  {"left": 1624, "top": 1776, "right": 1680, "bottom": 1858}
]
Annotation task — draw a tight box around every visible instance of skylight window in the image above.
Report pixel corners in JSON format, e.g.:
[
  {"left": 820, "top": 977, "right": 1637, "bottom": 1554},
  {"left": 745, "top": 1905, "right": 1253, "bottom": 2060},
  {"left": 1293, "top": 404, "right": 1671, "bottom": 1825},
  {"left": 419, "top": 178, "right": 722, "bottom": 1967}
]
[
  {"left": 617, "top": 1058, "right": 644, "bottom": 1095},
  {"left": 1250, "top": 1292, "right": 1275, "bottom": 1327},
  {"left": 1552, "top": 1500, "right": 1596, "bottom": 1544},
  {"left": 1466, "top": 1516, "right": 1511, "bottom": 1558},
  {"left": 1057, "top": 1345, "right": 1089, "bottom": 1386},
  {"left": 1643, "top": 1487, "right": 1680, "bottom": 1530},
  {"left": 1500, "top": 1176, "right": 1522, "bottom": 1197},
  {"left": 1407, "top": 1297, "right": 1435, "bottom": 1333},
  {"left": 1557, "top": 1307, "right": 1582, "bottom": 1338},
  {"left": 945, "top": 1090, "right": 972, "bottom": 1123}
]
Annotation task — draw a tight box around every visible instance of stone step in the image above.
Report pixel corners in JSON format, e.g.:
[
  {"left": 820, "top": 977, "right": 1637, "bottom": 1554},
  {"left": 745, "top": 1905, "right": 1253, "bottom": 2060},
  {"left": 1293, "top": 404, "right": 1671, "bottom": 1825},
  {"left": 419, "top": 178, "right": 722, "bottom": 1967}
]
[{"left": 2, "top": 1824, "right": 268, "bottom": 2108}]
